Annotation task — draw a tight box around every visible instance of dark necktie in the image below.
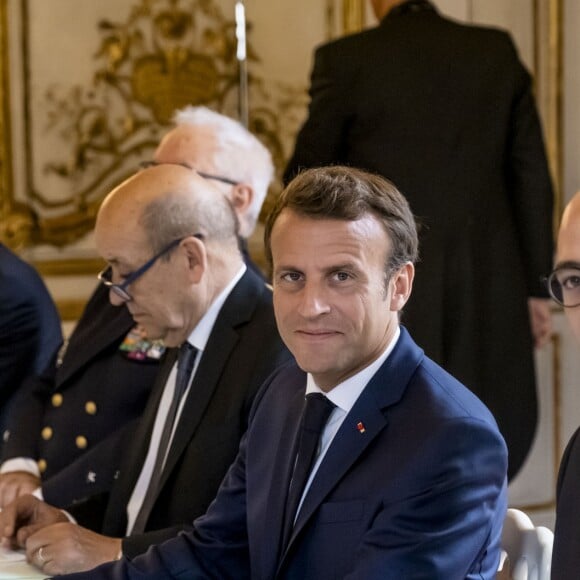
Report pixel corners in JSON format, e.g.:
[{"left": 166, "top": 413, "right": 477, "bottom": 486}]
[
  {"left": 281, "top": 393, "right": 336, "bottom": 550},
  {"left": 131, "top": 342, "right": 198, "bottom": 534}
]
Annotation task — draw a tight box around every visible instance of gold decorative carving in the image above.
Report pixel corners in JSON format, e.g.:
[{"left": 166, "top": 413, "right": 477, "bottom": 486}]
[
  {"left": 34, "top": 258, "right": 105, "bottom": 277},
  {"left": 534, "top": 0, "right": 563, "bottom": 229},
  {"left": 0, "top": 3, "right": 35, "bottom": 249},
  {"left": 342, "top": 0, "right": 365, "bottom": 34},
  {"left": 56, "top": 298, "right": 91, "bottom": 322},
  {"left": 0, "top": 0, "right": 304, "bottom": 255}
]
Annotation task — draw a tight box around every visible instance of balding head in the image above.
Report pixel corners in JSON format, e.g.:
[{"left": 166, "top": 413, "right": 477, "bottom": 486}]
[
  {"left": 554, "top": 191, "right": 580, "bottom": 344},
  {"left": 96, "top": 164, "right": 243, "bottom": 346},
  {"left": 557, "top": 192, "right": 580, "bottom": 263},
  {"left": 98, "top": 164, "right": 239, "bottom": 252}
]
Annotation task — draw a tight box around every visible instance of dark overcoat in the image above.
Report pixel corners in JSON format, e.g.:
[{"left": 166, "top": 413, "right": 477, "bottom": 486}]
[{"left": 285, "top": 0, "right": 554, "bottom": 478}]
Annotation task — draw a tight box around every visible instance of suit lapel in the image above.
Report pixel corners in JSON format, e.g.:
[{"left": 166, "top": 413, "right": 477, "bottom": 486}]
[
  {"left": 115, "top": 349, "right": 178, "bottom": 506},
  {"left": 158, "top": 270, "right": 262, "bottom": 491},
  {"left": 101, "top": 347, "right": 177, "bottom": 534},
  {"left": 287, "top": 392, "right": 387, "bottom": 551},
  {"left": 159, "top": 325, "right": 238, "bottom": 489},
  {"left": 258, "top": 385, "right": 305, "bottom": 575}
]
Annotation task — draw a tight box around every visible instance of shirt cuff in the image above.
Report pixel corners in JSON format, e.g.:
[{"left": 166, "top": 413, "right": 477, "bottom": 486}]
[{"left": 0, "top": 458, "right": 40, "bottom": 477}]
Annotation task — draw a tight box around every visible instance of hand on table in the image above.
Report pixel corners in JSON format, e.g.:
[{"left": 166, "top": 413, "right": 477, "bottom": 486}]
[
  {"left": 0, "top": 494, "right": 67, "bottom": 549},
  {"left": 25, "top": 522, "right": 121, "bottom": 575}
]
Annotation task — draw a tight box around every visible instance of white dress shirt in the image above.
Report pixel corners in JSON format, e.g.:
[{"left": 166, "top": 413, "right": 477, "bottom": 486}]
[
  {"left": 295, "top": 326, "right": 401, "bottom": 519},
  {"left": 125, "top": 265, "right": 246, "bottom": 534}
]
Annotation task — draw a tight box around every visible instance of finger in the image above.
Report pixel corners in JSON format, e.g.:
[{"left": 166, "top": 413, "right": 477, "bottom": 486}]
[
  {"left": 33, "top": 545, "right": 45, "bottom": 568},
  {"left": 0, "top": 505, "right": 18, "bottom": 539},
  {"left": 2, "top": 486, "right": 17, "bottom": 509},
  {"left": 17, "top": 522, "right": 50, "bottom": 547}
]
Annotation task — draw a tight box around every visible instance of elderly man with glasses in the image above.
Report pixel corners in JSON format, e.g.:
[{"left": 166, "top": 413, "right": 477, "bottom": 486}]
[
  {"left": 148, "top": 105, "right": 274, "bottom": 279},
  {"left": 0, "top": 163, "right": 289, "bottom": 576},
  {"left": 0, "top": 106, "right": 274, "bottom": 514},
  {"left": 547, "top": 191, "right": 580, "bottom": 579}
]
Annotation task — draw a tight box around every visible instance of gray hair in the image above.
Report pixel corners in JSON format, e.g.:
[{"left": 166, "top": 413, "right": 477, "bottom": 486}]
[
  {"left": 140, "top": 188, "right": 239, "bottom": 257},
  {"left": 173, "top": 106, "right": 274, "bottom": 236}
]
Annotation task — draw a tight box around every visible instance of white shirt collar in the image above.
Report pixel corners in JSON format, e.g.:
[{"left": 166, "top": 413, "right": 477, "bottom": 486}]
[
  {"left": 185, "top": 264, "right": 246, "bottom": 352},
  {"left": 305, "top": 325, "right": 401, "bottom": 413}
]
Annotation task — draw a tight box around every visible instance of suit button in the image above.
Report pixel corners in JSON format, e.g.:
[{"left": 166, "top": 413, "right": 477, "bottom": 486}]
[
  {"left": 41, "top": 427, "right": 53, "bottom": 440},
  {"left": 51, "top": 393, "right": 63, "bottom": 407},
  {"left": 85, "top": 401, "right": 97, "bottom": 415},
  {"left": 76, "top": 435, "right": 88, "bottom": 449},
  {"left": 2, "top": 430, "right": 9, "bottom": 442},
  {"left": 38, "top": 459, "right": 47, "bottom": 473}
]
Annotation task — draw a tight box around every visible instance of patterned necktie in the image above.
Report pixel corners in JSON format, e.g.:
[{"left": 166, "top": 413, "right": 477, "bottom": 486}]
[
  {"left": 281, "top": 393, "right": 336, "bottom": 550},
  {"left": 131, "top": 342, "right": 197, "bottom": 533}
]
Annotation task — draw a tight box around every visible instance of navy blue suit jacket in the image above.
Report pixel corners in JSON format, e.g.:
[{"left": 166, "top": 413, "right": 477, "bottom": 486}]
[
  {"left": 0, "top": 244, "right": 62, "bottom": 433},
  {"left": 66, "top": 327, "right": 507, "bottom": 579}
]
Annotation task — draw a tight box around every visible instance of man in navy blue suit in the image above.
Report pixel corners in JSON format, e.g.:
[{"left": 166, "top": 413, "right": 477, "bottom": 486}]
[{"left": 0, "top": 166, "right": 507, "bottom": 578}]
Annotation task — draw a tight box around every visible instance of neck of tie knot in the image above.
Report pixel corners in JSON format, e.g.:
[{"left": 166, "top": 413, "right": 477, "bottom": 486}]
[
  {"left": 302, "top": 393, "right": 336, "bottom": 434},
  {"left": 175, "top": 342, "right": 197, "bottom": 399}
]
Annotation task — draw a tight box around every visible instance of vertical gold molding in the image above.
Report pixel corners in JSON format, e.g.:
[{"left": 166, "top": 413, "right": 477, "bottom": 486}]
[
  {"left": 0, "top": 2, "right": 14, "bottom": 224},
  {"left": 534, "top": 0, "right": 564, "bottom": 227},
  {"left": 342, "top": 0, "right": 365, "bottom": 34}
]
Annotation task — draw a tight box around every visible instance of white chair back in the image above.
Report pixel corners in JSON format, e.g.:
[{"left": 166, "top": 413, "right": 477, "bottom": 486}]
[{"left": 497, "top": 508, "right": 553, "bottom": 580}]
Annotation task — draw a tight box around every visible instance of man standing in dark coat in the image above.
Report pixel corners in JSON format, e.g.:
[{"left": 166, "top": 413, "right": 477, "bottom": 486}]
[{"left": 285, "top": 0, "right": 554, "bottom": 479}]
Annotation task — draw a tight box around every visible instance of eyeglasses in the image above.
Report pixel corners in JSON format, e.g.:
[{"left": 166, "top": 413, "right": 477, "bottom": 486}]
[
  {"left": 98, "top": 234, "right": 203, "bottom": 302},
  {"left": 545, "top": 266, "right": 580, "bottom": 308},
  {"left": 139, "top": 161, "right": 239, "bottom": 186}
]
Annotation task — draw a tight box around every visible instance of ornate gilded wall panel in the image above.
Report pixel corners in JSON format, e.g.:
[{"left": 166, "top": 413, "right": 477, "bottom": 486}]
[
  {"left": 0, "top": 0, "right": 562, "bottom": 272},
  {"left": 0, "top": 0, "right": 312, "bottom": 262}
]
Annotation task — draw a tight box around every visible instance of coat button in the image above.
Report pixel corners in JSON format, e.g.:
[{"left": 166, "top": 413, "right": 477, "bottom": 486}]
[
  {"left": 51, "top": 393, "right": 63, "bottom": 407},
  {"left": 38, "top": 459, "right": 47, "bottom": 473},
  {"left": 76, "top": 436, "right": 88, "bottom": 449},
  {"left": 41, "top": 427, "right": 53, "bottom": 440},
  {"left": 85, "top": 401, "right": 97, "bottom": 415}
]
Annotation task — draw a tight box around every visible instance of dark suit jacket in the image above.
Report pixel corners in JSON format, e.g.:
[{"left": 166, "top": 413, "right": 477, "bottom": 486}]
[
  {"left": 74, "top": 327, "right": 507, "bottom": 580},
  {"left": 2, "top": 282, "right": 160, "bottom": 506},
  {"left": 0, "top": 244, "right": 62, "bottom": 433},
  {"left": 551, "top": 426, "right": 580, "bottom": 578},
  {"left": 284, "top": 0, "right": 554, "bottom": 480},
  {"left": 79, "top": 269, "right": 290, "bottom": 558}
]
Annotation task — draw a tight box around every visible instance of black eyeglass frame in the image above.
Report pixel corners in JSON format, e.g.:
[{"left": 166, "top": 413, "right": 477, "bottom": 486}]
[
  {"left": 98, "top": 234, "right": 204, "bottom": 302},
  {"left": 545, "top": 266, "right": 580, "bottom": 308},
  {"left": 139, "top": 160, "right": 239, "bottom": 187}
]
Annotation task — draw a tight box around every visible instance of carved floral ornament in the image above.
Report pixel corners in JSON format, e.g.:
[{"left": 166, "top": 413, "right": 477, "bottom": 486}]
[
  {"left": 0, "top": 0, "right": 312, "bottom": 250},
  {"left": 0, "top": 0, "right": 561, "bottom": 259}
]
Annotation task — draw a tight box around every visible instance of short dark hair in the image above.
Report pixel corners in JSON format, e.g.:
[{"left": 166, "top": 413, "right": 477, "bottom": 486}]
[{"left": 264, "top": 166, "right": 418, "bottom": 275}]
